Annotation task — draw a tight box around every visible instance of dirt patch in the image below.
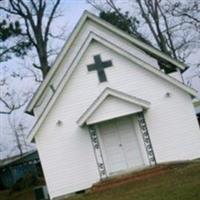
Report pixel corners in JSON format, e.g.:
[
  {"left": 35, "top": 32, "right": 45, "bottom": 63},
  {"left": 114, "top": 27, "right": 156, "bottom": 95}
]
[
  {"left": 91, "top": 165, "right": 172, "bottom": 192},
  {"left": 0, "top": 189, "right": 35, "bottom": 200}
]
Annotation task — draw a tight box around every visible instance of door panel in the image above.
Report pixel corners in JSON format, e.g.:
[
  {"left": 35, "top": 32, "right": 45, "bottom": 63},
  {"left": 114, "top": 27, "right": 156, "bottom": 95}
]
[
  {"left": 116, "top": 118, "right": 144, "bottom": 168},
  {"left": 99, "top": 121, "right": 127, "bottom": 173},
  {"left": 99, "top": 117, "right": 144, "bottom": 174}
]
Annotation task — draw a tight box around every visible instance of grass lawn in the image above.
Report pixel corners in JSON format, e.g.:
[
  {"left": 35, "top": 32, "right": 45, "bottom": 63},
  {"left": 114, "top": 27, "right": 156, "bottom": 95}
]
[
  {"left": 0, "top": 161, "right": 199, "bottom": 200},
  {"left": 66, "top": 161, "right": 200, "bottom": 200}
]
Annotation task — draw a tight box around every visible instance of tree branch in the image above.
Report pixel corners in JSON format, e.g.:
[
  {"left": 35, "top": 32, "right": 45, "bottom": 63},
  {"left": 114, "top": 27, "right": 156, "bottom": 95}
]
[{"left": 44, "top": 0, "right": 60, "bottom": 43}]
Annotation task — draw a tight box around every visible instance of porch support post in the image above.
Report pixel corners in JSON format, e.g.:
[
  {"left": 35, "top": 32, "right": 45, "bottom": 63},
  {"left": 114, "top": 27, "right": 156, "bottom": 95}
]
[
  {"left": 88, "top": 125, "right": 107, "bottom": 179},
  {"left": 137, "top": 112, "right": 156, "bottom": 166}
]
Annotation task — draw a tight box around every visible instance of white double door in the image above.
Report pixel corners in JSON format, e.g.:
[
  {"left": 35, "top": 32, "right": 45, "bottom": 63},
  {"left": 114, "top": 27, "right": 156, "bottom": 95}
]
[{"left": 98, "top": 117, "right": 144, "bottom": 174}]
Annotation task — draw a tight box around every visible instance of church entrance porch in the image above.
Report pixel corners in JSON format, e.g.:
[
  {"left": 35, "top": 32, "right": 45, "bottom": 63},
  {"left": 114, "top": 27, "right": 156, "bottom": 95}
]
[
  {"left": 88, "top": 112, "right": 156, "bottom": 179},
  {"left": 97, "top": 116, "right": 145, "bottom": 175},
  {"left": 81, "top": 88, "right": 156, "bottom": 178}
]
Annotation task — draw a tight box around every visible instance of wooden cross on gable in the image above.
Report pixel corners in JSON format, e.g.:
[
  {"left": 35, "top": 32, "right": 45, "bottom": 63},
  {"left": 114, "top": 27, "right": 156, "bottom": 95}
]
[{"left": 87, "top": 55, "right": 113, "bottom": 82}]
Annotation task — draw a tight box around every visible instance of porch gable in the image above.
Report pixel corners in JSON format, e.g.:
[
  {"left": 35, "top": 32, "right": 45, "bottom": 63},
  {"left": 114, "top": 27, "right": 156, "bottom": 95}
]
[{"left": 77, "top": 88, "right": 150, "bottom": 126}]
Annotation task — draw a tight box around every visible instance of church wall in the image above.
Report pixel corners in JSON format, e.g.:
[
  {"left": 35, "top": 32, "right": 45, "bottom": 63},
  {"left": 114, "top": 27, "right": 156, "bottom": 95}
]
[
  {"left": 33, "top": 20, "right": 166, "bottom": 118},
  {"left": 87, "top": 21, "right": 161, "bottom": 70},
  {"left": 34, "top": 37, "right": 200, "bottom": 199},
  {"left": 146, "top": 89, "right": 200, "bottom": 163}
]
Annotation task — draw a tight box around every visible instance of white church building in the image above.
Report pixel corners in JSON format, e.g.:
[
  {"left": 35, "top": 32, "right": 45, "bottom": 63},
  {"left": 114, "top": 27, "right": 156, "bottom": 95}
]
[{"left": 26, "top": 11, "right": 200, "bottom": 199}]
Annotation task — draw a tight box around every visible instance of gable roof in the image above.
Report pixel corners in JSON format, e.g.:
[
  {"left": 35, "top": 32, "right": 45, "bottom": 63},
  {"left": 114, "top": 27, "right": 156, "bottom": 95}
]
[
  {"left": 77, "top": 88, "right": 150, "bottom": 126},
  {"left": 25, "top": 11, "right": 193, "bottom": 115}
]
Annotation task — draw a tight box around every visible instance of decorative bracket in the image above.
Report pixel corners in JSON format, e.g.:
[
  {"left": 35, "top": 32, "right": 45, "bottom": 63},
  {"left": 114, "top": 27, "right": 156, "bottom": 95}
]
[
  {"left": 88, "top": 125, "right": 107, "bottom": 179},
  {"left": 137, "top": 112, "right": 156, "bottom": 165}
]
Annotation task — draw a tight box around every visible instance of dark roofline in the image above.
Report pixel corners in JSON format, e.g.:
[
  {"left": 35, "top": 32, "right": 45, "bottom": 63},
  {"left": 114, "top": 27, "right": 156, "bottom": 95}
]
[{"left": 0, "top": 150, "right": 38, "bottom": 168}]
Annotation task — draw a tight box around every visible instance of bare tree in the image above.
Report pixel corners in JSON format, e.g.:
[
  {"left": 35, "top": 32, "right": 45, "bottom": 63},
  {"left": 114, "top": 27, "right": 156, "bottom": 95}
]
[
  {"left": 87, "top": 0, "right": 197, "bottom": 64},
  {"left": 9, "top": 117, "right": 23, "bottom": 156},
  {"left": 0, "top": 0, "right": 62, "bottom": 79},
  {"left": 0, "top": 71, "right": 33, "bottom": 114},
  {"left": 167, "top": 0, "right": 200, "bottom": 85},
  {"left": 0, "top": 144, "right": 7, "bottom": 160},
  {"left": 170, "top": 0, "right": 200, "bottom": 31},
  {"left": 0, "top": 0, "right": 64, "bottom": 115},
  {"left": 0, "top": 96, "right": 29, "bottom": 115},
  {"left": 0, "top": 1, "right": 65, "bottom": 158},
  {"left": 0, "top": 19, "right": 31, "bottom": 63},
  {"left": 8, "top": 114, "right": 34, "bottom": 157},
  {"left": 169, "top": 1, "right": 200, "bottom": 64}
]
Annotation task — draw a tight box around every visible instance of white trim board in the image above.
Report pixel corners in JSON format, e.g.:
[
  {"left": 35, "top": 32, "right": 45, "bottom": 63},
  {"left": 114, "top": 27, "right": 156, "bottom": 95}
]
[
  {"left": 26, "top": 11, "right": 189, "bottom": 114},
  {"left": 193, "top": 99, "right": 200, "bottom": 107}
]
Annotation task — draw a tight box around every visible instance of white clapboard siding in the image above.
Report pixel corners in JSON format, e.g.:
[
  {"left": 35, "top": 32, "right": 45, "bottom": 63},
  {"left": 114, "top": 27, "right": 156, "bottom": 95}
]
[
  {"left": 34, "top": 40, "right": 200, "bottom": 199},
  {"left": 32, "top": 18, "right": 184, "bottom": 119},
  {"left": 87, "top": 96, "right": 143, "bottom": 125}
]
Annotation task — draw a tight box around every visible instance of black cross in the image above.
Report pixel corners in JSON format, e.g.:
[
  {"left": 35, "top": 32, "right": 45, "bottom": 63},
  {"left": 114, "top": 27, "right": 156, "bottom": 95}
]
[{"left": 87, "top": 55, "right": 113, "bottom": 82}]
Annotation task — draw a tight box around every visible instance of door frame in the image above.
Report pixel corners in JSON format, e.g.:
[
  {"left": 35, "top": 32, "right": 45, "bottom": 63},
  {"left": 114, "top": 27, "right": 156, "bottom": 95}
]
[
  {"left": 131, "top": 116, "right": 150, "bottom": 166},
  {"left": 95, "top": 115, "right": 148, "bottom": 175},
  {"left": 95, "top": 124, "right": 111, "bottom": 175}
]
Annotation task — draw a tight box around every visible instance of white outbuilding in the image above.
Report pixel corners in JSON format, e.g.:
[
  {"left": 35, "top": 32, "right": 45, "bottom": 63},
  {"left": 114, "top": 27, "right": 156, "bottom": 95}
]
[{"left": 26, "top": 11, "right": 200, "bottom": 200}]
